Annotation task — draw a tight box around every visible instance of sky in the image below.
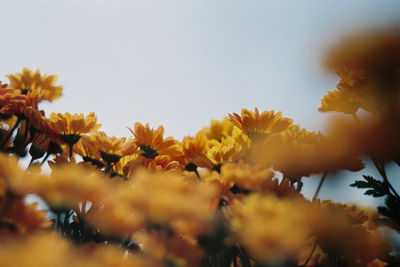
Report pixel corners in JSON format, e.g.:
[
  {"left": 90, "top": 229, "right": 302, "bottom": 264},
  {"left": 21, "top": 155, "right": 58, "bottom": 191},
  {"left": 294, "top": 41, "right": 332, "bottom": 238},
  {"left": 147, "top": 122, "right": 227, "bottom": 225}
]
[{"left": 1, "top": 0, "right": 400, "bottom": 205}]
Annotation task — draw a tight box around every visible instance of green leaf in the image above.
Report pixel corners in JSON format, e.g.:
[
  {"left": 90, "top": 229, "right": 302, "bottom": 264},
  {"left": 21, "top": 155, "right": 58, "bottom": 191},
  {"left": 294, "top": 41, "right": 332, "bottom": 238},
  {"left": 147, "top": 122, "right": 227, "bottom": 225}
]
[{"left": 350, "top": 175, "right": 389, "bottom": 197}]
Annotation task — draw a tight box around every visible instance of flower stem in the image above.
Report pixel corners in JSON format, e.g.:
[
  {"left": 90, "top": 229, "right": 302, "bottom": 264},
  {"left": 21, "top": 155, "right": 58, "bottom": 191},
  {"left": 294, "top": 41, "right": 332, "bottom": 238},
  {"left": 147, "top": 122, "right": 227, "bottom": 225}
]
[
  {"left": 313, "top": 173, "right": 328, "bottom": 201},
  {"left": 0, "top": 117, "right": 21, "bottom": 150},
  {"left": 371, "top": 158, "right": 400, "bottom": 199},
  {"left": 301, "top": 240, "right": 317, "bottom": 267}
]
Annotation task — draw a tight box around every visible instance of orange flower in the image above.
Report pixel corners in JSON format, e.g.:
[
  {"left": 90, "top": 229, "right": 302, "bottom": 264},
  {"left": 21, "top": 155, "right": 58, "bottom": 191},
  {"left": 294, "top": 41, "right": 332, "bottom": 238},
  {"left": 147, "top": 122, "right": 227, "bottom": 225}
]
[
  {"left": 229, "top": 194, "right": 312, "bottom": 263},
  {"left": 220, "top": 162, "right": 274, "bottom": 191},
  {"left": 199, "top": 118, "right": 235, "bottom": 142},
  {"left": 323, "top": 30, "right": 400, "bottom": 115},
  {"left": 319, "top": 89, "right": 361, "bottom": 115},
  {"left": 79, "top": 131, "right": 137, "bottom": 173},
  {"left": 74, "top": 139, "right": 104, "bottom": 167},
  {"left": 128, "top": 122, "right": 182, "bottom": 159},
  {"left": 228, "top": 108, "right": 292, "bottom": 142},
  {"left": 46, "top": 112, "right": 100, "bottom": 136},
  {"left": 7, "top": 68, "right": 62, "bottom": 102},
  {"left": 205, "top": 136, "right": 247, "bottom": 170},
  {"left": 44, "top": 112, "right": 101, "bottom": 157},
  {"left": 82, "top": 131, "right": 136, "bottom": 159},
  {"left": 0, "top": 87, "right": 26, "bottom": 115}
]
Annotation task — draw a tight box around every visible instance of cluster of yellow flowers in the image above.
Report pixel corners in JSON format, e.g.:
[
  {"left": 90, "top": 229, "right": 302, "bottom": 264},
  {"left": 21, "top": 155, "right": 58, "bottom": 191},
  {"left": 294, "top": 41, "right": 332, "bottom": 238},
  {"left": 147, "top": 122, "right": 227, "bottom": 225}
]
[{"left": 0, "top": 29, "right": 399, "bottom": 267}]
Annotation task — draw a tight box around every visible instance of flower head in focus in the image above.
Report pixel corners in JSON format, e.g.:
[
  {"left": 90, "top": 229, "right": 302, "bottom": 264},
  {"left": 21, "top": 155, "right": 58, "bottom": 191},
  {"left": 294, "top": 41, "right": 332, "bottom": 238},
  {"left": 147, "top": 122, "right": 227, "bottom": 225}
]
[
  {"left": 128, "top": 122, "right": 182, "bottom": 159},
  {"left": 229, "top": 108, "right": 292, "bottom": 142},
  {"left": 81, "top": 131, "right": 136, "bottom": 171},
  {"left": 44, "top": 112, "right": 101, "bottom": 157}
]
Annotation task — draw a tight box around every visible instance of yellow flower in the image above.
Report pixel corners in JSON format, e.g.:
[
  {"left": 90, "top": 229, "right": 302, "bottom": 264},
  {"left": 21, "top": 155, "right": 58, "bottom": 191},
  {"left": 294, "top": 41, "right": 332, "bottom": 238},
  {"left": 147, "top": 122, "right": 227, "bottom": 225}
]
[
  {"left": 44, "top": 112, "right": 101, "bottom": 157},
  {"left": 80, "top": 131, "right": 137, "bottom": 172},
  {"left": 7, "top": 68, "right": 62, "bottom": 102},
  {"left": 111, "top": 154, "right": 138, "bottom": 177},
  {"left": 74, "top": 138, "right": 104, "bottom": 168},
  {"left": 126, "top": 169, "right": 217, "bottom": 236},
  {"left": 220, "top": 162, "right": 274, "bottom": 191},
  {"left": 228, "top": 108, "right": 292, "bottom": 142},
  {"left": 229, "top": 194, "right": 311, "bottom": 263},
  {"left": 0, "top": 232, "right": 162, "bottom": 267},
  {"left": 46, "top": 112, "right": 100, "bottom": 136},
  {"left": 319, "top": 89, "right": 361, "bottom": 115},
  {"left": 128, "top": 122, "right": 182, "bottom": 159},
  {"left": 324, "top": 30, "right": 400, "bottom": 114},
  {"left": 0, "top": 87, "right": 26, "bottom": 116},
  {"left": 308, "top": 201, "right": 390, "bottom": 265},
  {"left": 200, "top": 118, "right": 235, "bottom": 142},
  {"left": 205, "top": 136, "right": 246, "bottom": 170}
]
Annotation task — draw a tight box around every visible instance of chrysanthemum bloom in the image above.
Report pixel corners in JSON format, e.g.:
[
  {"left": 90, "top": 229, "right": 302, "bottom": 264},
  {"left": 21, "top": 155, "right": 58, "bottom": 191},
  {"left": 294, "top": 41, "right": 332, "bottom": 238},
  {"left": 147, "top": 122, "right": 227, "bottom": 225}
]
[
  {"left": 81, "top": 131, "right": 137, "bottom": 173},
  {"left": 228, "top": 108, "right": 292, "bottom": 142},
  {"left": 44, "top": 112, "right": 101, "bottom": 158},
  {"left": 229, "top": 194, "right": 312, "bottom": 264},
  {"left": 322, "top": 30, "right": 400, "bottom": 115},
  {"left": 203, "top": 130, "right": 250, "bottom": 171},
  {"left": 125, "top": 169, "right": 218, "bottom": 236},
  {"left": 0, "top": 233, "right": 161, "bottom": 267},
  {"left": 306, "top": 201, "right": 390, "bottom": 266},
  {"left": 7, "top": 68, "right": 63, "bottom": 102},
  {"left": 0, "top": 155, "right": 51, "bottom": 233},
  {"left": 319, "top": 89, "right": 362, "bottom": 115},
  {"left": 128, "top": 122, "right": 182, "bottom": 159},
  {"left": 200, "top": 118, "right": 235, "bottom": 142},
  {"left": 0, "top": 86, "right": 26, "bottom": 116},
  {"left": 74, "top": 139, "right": 104, "bottom": 168},
  {"left": 111, "top": 154, "right": 138, "bottom": 177},
  {"left": 178, "top": 132, "right": 209, "bottom": 175},
  {"left": 260, "top": 126, "right": 325, "bottom": 179},
  {"left": 259, "top": 126, "right": 363, "bottom": 186},
  {"left": 220, "top": 162, "right": 274, "bottom": 192}
]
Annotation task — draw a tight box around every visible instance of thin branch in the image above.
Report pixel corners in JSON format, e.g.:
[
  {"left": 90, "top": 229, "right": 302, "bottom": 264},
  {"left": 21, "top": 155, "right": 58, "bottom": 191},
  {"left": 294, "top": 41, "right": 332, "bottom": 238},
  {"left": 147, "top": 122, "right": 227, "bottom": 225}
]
[
  {"left": 313, "top": 173, "right": 328, "bottom": 201},
  {"left": 301, "top": 240, "right": 317, "bottom": 267},
  {"left": 371, "top": 158, "right": 400, "bottom": 199}
]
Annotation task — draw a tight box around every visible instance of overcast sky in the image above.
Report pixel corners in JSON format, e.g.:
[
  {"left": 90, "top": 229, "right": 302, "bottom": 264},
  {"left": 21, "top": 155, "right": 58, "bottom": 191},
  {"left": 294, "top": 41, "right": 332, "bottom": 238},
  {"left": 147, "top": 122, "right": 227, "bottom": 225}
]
[{"left": 2, "top": 0, "right": 400, "bottom": 205}]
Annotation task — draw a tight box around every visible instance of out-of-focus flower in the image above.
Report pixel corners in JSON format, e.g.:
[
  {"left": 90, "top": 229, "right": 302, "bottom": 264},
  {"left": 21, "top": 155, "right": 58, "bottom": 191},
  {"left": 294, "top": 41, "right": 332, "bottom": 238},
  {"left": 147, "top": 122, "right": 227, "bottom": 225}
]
[
  {"left": 128, "top": 122, "right": 182, "bottom": 159},
  {"left": 0, "top": 232, "right": 164, "bottom": 267},
  {"left": 319, "top": 89, "right": 361, "bottom": 114},
  {"left": 229, "top": 194, "right": 312, "bottom": 264},
  {"left": 220, "top": 162, "right": 274, "bottom": 191},
  {"left": 7, "top": 68, "right": 63, "bottom": 102},
  {"left": 322, "top": 30, "right": 400, "bottom": 115},
  {"left": 259, "top": 125, "right": 364, "bottom": 179},
  {"left": 126, "top": 169, "right": 217, "bottom": 236},
  {"left": 199, "top": 118, "right": 235, "bottom": 142},
  {"left": 135, "top": 231, "right": 203, "bottom": 267},
  {"left": 308, "top": 201, "right": 390, "bottom": 265},
  {"left": 4, "top": 200, "right": 51, "bottom": 232},
  {"left": 0, "top": 87, "right": 26, "bottom": 116}
]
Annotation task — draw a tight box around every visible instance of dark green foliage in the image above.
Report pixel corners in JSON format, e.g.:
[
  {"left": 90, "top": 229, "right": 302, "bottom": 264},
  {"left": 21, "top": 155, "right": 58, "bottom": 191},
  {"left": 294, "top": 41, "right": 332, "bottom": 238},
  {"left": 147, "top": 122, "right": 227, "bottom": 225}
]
[
  {"left": 378, "top": 194, "right": 400, "bottom": 232},
  {"left": 350, "top": 175, "right": 389, "bottom": 197}
]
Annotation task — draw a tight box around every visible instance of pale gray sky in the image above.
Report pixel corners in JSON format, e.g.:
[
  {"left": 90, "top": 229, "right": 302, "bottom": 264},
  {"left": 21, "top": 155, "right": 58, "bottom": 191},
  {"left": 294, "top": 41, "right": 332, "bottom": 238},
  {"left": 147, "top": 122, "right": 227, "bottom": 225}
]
[{"left": 2, "top": 0, "right": 400, "bottom": 205}]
